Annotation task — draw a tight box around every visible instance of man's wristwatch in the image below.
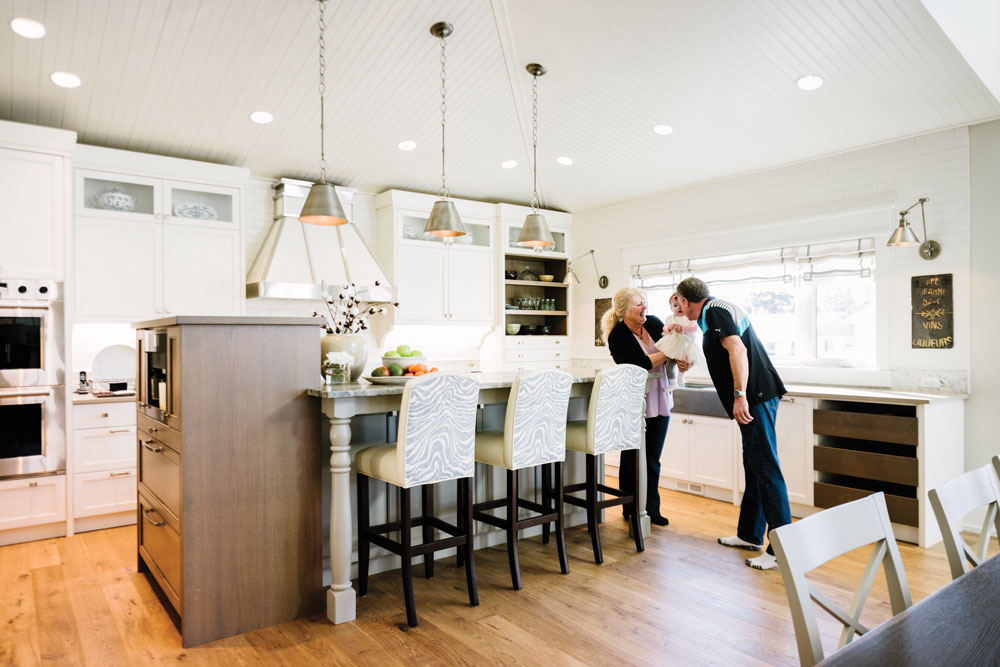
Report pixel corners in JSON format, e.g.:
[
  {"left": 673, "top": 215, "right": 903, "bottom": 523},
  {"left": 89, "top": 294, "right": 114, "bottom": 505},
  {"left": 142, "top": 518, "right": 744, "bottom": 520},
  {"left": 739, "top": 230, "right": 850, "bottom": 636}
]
[{"left": 733, "top": 390, "right": 745, "bottom": 398}]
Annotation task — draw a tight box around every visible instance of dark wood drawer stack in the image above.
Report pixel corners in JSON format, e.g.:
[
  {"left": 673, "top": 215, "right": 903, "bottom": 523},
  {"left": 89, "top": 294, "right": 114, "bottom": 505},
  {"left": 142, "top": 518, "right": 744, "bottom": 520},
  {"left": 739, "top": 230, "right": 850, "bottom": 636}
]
[{"left": 813, "top": 400, "right": 919, "bottom": 527}]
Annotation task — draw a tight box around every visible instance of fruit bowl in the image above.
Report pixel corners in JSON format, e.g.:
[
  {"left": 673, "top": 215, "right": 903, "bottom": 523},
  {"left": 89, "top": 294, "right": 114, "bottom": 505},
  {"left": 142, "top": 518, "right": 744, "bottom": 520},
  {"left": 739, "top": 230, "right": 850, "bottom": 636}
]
[
  {"left": 538, "top": 274, "right": 555, "bottom": 282},
  {"left": 505, "top": 323, "right": 521, "bottom": 335},
  {"left": 381, "top": 355, "right": 427, "bottom": 371}
]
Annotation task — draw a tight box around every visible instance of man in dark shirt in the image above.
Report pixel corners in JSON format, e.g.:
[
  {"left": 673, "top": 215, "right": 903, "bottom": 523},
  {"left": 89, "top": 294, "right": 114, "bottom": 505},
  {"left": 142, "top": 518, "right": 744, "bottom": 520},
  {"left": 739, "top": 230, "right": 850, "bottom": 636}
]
[{"left": 674, "top": 276, "right": 791, "bottom": 570}]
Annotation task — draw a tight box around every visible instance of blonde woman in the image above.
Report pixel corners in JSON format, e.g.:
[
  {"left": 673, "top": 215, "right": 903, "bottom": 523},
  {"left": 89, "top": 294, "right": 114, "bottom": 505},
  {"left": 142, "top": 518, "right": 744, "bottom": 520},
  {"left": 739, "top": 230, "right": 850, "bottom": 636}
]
[{"left": 601, "top": 287, "right": 674, "bottom": 526}]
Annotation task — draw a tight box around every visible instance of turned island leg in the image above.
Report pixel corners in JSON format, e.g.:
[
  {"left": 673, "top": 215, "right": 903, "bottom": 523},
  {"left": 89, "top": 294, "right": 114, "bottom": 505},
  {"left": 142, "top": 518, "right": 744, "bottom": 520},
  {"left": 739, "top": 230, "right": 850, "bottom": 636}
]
[{"left": 323, "top": 398, "right": 357, "bottom": 624}]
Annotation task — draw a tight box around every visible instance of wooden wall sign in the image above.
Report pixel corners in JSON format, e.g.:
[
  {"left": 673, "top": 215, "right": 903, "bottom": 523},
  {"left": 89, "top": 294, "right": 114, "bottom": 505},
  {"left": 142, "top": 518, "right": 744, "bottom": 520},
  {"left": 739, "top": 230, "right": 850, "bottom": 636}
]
[
  {"left": 595, "top": 298, "right": 611, "bottom": 346},
  {"left": 911, "top": 273, "right": 953, "bottom": 349}
]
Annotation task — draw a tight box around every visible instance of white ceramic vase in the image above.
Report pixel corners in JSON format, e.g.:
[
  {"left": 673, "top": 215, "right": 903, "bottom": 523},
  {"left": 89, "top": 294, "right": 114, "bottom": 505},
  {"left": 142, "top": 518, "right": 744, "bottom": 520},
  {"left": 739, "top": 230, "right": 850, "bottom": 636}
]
[{"left": 321, "top": 334, "right": 367, "bottom": 382}]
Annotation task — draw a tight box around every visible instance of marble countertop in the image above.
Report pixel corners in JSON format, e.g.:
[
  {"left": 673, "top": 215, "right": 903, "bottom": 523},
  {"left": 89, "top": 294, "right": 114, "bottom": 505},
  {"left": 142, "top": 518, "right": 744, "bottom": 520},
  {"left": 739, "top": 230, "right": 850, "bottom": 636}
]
[
  {"left": 71, "top": 392, "right": 137, "bottom": 404},
  {"left": 308, "top": 369, "right": 600, "bottom": 399}
]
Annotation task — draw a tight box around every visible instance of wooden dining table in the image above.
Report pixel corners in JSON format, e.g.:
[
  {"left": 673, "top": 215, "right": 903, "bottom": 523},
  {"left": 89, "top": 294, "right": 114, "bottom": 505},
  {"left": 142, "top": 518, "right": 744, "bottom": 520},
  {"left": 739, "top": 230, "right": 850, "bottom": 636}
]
[{"left": 820, "top": 552, "right": 1000, "bottom": 665}]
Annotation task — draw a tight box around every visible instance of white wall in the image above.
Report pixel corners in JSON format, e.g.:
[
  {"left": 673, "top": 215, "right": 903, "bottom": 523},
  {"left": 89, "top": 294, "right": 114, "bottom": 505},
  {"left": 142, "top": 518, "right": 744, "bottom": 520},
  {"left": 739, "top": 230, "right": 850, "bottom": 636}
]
[
  {"left": 570, "top": 128, "right": 972, "bottom": 394},
  {"left": 967, "top": 119, "right": 1000, "bottom": 470}
]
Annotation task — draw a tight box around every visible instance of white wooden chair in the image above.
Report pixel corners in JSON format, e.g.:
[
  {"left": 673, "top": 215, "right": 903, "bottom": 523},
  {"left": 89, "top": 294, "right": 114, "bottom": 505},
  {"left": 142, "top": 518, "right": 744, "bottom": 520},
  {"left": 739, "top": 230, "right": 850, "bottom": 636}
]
[
  {"left": 354, "top": 373, "right": 480, "bottom": 627},
  {"left": 564, "top": 364, "right": 648, "bottom": 563},
  {"left": 993, "top": 455, "right": 1000, "bottom": 488},
  {"left": 928, "top": 464, "right": 1000, "bottom": 580},
  {"left": 473, "top": 369, "right": 574, "bottom": 589},
  {"left": 770, "top": 492, "right": 912, "bottom": 667}
]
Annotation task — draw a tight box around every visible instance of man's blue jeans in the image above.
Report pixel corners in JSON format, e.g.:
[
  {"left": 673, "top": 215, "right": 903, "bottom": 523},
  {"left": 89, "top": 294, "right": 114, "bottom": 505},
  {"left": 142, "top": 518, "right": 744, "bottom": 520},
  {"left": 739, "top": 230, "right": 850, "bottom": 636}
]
[{"left": 736, "top": 396, "right": 791, "bottom": 555}]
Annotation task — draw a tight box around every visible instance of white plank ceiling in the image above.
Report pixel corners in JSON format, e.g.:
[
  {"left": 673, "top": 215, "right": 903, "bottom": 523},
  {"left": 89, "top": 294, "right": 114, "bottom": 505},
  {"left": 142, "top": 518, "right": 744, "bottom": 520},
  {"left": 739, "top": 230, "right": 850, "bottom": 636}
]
[{"left": 1, "top": 0, "right": 998, "bottom": 212}]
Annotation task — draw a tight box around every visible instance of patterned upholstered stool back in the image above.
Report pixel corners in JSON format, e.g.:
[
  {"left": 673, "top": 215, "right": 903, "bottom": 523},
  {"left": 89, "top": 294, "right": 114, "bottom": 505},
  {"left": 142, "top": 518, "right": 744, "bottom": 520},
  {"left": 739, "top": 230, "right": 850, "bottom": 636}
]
[
  {"left": 586, "top": 364, "right": 647, "bottom": 455},
  {"left": 397, "top": 373, "right": 480, "bottom": 488},
  {"left": 503, "top": 369, "right": 574, "bottom": 469}
]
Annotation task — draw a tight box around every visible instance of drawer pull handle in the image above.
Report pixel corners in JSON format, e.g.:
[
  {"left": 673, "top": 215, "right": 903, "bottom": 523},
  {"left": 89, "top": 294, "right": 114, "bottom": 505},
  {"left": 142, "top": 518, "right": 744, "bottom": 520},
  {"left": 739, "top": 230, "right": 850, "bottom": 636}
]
[
  {"left": 143, "top": 508, "right": 165, "bottom": 527},
  {"left": 109, "top": 471, "right": 131, "bottom": 477},
  {"left": 99, "top": 413, "right": 109, "bottom": 418},
  {"left": 780, "top": 397, "right": 796, "bottom": 404},
  {"left": 109, "top": 428, "right": 130, "bottom": 434},
  {"left": 555, "top": 353, "right": 560, "bottom": 357},
  {"left": 141, "top": 440, "right": 164, "bottom": 453},
  {"left": 29, "top": 481, "right": 38, "bottom": 488}
]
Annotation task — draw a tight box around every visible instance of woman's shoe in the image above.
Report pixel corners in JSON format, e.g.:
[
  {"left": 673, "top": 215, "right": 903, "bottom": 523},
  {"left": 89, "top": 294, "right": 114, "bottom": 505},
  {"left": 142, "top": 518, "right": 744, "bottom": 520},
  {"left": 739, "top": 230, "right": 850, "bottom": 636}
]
[{"left": 648, "top": 514, "right": 670, "bottom": 526}]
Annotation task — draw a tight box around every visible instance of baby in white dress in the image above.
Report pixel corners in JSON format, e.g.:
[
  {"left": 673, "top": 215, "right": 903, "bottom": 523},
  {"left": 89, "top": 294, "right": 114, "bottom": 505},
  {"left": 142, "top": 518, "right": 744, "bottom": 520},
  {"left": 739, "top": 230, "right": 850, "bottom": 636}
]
[{"left": 655, "top": 293, "right": 700, "bottom": 363}]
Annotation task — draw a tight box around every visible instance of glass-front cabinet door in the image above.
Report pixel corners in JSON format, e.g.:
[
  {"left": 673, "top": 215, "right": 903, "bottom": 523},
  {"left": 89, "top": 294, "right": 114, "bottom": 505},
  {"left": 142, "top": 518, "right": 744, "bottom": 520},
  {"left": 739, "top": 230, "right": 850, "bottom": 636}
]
[
  {"left": 505, "top": 223, "right": 567, "bottom": 256},
  {"left": 164, "top": 180, "right": 239, "bottom": 230},
  {"left": 398, "top": 212, "right": 492, "bottom": 249},
  {"left": 75, "top": 170, "right": 160, "bottom": 223}
]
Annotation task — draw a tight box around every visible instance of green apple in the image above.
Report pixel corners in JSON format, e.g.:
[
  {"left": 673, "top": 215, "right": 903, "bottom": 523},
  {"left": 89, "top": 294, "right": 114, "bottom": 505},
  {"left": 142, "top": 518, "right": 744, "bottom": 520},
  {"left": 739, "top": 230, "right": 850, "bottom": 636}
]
[
  {"left": 384, "top": 350, "right": 399, "bottom": 357},
  {"left": 410, "top": 349, "right": 423, "bottom": 357},
  {"left": 396, "top": 344, "right": 412, "bottom": 357}
]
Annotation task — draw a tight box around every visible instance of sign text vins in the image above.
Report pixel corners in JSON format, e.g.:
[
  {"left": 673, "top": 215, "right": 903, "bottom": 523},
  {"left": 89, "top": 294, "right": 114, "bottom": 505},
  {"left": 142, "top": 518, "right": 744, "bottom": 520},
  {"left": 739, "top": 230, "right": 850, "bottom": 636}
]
[{"left": 911, "top": 273, "right": 953, "bottom": 349}]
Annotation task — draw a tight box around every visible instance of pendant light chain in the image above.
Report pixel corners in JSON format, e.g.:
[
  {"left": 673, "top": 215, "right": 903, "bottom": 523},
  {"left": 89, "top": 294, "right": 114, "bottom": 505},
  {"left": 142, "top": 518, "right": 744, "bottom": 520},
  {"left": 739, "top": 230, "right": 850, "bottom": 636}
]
[
  {"left": 439, "top": 33, "right": 448, "bottom": 198},
  {"left": 530, "top": 73, "right": 539, "bottom": 211},
  {"left": 317, "top": 0, "right": 328, "bottom": 183}
]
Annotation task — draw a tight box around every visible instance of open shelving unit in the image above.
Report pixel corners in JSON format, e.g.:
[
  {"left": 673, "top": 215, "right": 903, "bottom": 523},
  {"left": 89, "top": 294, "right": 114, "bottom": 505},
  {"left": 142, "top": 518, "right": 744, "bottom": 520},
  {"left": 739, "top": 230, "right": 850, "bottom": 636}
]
[{"left": 503, "top": 252, "right": 569, "bottom": 336}]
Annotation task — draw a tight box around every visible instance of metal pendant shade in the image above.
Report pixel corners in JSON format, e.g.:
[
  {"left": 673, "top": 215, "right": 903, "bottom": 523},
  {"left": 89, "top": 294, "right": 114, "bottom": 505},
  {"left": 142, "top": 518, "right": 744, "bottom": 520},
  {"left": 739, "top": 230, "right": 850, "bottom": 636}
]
[
  {"left": 517, "top": 63, "right": 555, "bottom": 248},
  {"left": 300, "top": 182, "right": 347, "bottom": 226},
  {"left": 563, "top": 266, "right": 581, "bottom": 285},
  {"left": 423, "top": 22, "right": 466, "bottom": 240},
  {"left": 425, "top": 199, "right": 466, "bottom": 237},
  {"left": 887, "top": 215, "right": 920, "bottom": 246},
  {"left": 518, "top": 213, "right": 554, "bottom": 247}
]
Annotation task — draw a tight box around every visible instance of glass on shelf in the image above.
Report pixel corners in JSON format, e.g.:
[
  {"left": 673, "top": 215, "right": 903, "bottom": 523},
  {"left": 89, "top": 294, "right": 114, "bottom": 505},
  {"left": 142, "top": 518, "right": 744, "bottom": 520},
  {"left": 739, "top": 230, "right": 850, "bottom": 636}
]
[{"left": 83, "top": 177, "right": 155, "bottom": 216}]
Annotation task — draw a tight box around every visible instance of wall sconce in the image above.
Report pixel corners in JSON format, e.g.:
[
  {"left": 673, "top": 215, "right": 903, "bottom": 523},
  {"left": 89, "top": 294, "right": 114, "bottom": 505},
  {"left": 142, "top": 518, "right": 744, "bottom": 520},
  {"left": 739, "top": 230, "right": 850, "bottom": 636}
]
[
  {"left": 563, "top": 249, "right": 608, "bottom": 288},
  {"left": 887, "top": 197, "right": 940, "bottom": 260}
]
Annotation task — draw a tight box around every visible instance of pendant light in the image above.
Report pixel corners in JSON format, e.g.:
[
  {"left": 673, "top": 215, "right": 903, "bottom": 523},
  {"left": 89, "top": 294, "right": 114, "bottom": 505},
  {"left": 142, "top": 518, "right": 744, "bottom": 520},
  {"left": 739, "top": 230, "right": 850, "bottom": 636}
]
[
  {"left": 424, "top": 22, "right": 466, "bottom": 239},
  {"left": 299, "top": 0, "right": 347, "bottom": 226},
  {"left": 517, "top": 63, "right": 555, "bottom": 248}
]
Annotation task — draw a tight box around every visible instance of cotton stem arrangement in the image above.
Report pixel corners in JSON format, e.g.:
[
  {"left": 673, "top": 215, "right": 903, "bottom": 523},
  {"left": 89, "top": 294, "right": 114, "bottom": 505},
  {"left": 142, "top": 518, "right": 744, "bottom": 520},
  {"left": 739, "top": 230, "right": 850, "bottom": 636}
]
[{"left": 313, "top": 281, "right": 399, "bottom": 335}]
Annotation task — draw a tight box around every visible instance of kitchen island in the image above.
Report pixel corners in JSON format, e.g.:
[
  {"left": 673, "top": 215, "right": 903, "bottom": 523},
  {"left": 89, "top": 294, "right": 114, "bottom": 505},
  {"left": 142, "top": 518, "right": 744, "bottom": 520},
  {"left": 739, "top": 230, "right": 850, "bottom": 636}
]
[{"left": 308, "top": 370, "right": 653, "bottom": 625}]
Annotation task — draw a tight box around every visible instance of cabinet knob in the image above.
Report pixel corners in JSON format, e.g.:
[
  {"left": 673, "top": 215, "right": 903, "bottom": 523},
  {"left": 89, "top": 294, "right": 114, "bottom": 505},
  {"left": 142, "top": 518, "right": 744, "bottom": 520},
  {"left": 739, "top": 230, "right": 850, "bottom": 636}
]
[
  {"left": 29, "top": 481, "right": 38, "bottom": 488},
  {"left": 99, "top": 413, "right": 109, "bottom": 418},
  {"left": 555, "top": 353, "right": 560, "bottom": 357}
]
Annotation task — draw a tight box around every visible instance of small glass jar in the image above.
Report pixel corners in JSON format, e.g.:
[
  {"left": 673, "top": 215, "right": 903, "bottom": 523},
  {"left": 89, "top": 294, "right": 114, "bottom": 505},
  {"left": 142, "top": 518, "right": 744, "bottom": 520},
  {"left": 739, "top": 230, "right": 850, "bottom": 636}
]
[{"left": 324, "top": 362, "right": 351, "bottom": 384}]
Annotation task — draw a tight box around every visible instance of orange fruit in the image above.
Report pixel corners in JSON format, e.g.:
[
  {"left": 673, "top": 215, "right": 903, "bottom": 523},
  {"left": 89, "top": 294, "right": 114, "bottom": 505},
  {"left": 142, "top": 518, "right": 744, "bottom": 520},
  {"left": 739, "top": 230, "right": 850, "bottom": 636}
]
[
  {"left": 414, "top": 370, "right": 425, "bottom": 376},
  {"left": 430, "top": 367, "right": 439, "bottom": 372}
]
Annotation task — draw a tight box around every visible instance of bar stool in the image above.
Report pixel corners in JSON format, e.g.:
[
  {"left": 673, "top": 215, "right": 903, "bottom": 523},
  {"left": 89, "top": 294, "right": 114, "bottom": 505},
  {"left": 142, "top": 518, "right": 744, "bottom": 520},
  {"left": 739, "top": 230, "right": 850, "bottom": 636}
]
[
  {"left": 355, "top": 373, "right": 480, "bottom": 627},
  {"left": 472, "top": 369, "right": 574, "bottom": 590},
  {"left": 563, "top": 364, "right": 647, "bottom": 564}
]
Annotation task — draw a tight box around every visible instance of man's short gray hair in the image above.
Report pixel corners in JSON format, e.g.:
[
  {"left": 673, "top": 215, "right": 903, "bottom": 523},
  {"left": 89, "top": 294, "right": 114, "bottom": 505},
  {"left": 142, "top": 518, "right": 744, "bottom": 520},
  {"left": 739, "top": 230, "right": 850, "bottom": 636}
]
[{"left": 676, "top": 277, "right": 709, "bottom": 302}]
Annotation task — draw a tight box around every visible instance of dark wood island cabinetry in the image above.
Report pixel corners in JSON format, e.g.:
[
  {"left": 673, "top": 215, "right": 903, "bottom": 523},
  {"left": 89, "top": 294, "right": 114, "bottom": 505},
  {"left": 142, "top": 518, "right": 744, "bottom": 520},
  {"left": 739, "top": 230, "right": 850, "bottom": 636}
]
[{"left": 133, "top": 316, "right": 323, "bottom": 647}]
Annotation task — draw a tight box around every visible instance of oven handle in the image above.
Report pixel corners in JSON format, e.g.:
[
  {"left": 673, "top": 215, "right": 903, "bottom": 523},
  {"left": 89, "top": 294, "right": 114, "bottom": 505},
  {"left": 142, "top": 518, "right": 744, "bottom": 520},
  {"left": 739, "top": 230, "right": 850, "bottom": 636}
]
[{"left": 0, "top": 388, "right": 51, "bottom": 406}]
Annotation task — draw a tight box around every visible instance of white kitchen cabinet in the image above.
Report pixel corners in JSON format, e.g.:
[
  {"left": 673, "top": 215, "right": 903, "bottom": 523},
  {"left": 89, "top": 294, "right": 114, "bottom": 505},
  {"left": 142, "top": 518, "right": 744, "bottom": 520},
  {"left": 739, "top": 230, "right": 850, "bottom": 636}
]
[
  {"left": 376, "top": 190, "right": 495, "bottom": 326},
  {"left": 71, "top": 401, "right": 137, "bottom": 529},
  {"left": 75, "top": 218, "right": 160, "bottom": 319},
  {"left": 736, "top": 396, "right": 815, "bottom": 509},
  {"left": 161, "top": 225, "right": 241, "bottom": 316},
  {"left": 660, "top": 413, "right": 739, "bottom": 500},
  {"left": 0, "top": 475, "right": 67, "bottom": 531},
  {"left": 0, "top": 122, "right": 74, "bottom": 279},
  {"left": 504, "top": 336, "right": 570, "bottom": 372}
]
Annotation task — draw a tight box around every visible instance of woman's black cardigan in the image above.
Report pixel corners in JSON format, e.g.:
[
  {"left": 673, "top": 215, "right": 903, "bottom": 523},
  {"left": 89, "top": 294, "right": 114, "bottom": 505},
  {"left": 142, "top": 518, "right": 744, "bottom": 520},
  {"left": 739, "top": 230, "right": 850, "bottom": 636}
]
[{"left": 606, "top": 315, "right": 664, "bottom": 370}]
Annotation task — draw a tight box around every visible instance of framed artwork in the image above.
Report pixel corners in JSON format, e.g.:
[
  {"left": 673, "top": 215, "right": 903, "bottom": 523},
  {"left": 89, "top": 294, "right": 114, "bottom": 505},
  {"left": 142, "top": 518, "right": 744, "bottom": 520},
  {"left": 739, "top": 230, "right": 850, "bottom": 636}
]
[{"left": 595, "top": 298, "right": 611, "bottom": 346}]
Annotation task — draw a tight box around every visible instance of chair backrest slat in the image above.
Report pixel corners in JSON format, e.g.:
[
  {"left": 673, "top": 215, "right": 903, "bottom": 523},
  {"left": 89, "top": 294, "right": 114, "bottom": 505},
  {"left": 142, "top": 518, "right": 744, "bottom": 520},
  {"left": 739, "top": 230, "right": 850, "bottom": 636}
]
[
  {"left": 770, "top": 492, "right": 912, "bottom": 667},
  {"left": 929, "top": 464, "right": 1000, "bottom": 580}
]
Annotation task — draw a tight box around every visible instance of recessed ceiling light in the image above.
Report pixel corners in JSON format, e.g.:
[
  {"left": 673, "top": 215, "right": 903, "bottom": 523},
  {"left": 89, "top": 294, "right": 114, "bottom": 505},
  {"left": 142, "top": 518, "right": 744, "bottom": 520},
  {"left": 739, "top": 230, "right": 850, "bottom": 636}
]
[
  {"left": 398, "top": 140, "right": 417, "bottom": 151},
  {"left": 50, "top": 71, "right": 81, "bottom": 89},
  {"left": 10, "top": 18, "right": 45, "bottom": 39},
  {"left": 796, "top": 74, "right": 823, "bottom": 91},
  {"left": 653, "top": 124, "right": 673, "bottom": 136},
  {"left": 501, "top": 160, "right": 517, "bottom": 169},
  {"left": 250, "top": 111, "right": 274, "bottom": 124},
  {"left": 556, "top": 156, "right": 573, "bottom": 166}
]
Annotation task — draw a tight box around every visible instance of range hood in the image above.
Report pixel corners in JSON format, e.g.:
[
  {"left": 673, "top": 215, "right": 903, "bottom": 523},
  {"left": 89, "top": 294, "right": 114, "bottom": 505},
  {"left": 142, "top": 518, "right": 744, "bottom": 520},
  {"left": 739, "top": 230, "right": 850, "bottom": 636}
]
[{"left": 246, "top": 179, "right": 395, "bottom": 301}]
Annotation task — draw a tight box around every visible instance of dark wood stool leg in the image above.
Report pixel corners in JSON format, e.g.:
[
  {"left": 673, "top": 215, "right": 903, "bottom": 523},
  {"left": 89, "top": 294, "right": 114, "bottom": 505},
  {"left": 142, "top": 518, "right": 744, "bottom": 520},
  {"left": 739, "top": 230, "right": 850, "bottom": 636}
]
[
  {"left": 631, "top": 447, "right": 645, "bottom": 552},
  {"left": 586, "top": 454, "right": 603, "bottom": 564},
  {"left": 554, "top": 461, "right": 569, "bottom": 574},
  {"left": 541, "top": 463, "right": 551, "bottom": 545},
  {"left": 462, "top": 477, "right": 479, "bottom": 606},
  {"left": 357, "top": 473, "right": 370, "bottom": 597},
  {"left": 506, "top": 469, "right": 522, "bottom": 590},
  {"left": 399, "top": 486, "right": 417, "bottom": 627},
  {"left": 422, "top": 484, "right": 434, "bottom": 579},
  {"left": 456, "top": 477, "right": 465, "bottom": 568}
]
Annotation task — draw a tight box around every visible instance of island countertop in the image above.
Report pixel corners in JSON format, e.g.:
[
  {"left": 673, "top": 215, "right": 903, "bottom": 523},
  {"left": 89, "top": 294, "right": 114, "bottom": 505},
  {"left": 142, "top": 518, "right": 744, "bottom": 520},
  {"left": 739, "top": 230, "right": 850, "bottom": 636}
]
[{"left": 308, "top": 369, "right": 602, "bottom": 399}]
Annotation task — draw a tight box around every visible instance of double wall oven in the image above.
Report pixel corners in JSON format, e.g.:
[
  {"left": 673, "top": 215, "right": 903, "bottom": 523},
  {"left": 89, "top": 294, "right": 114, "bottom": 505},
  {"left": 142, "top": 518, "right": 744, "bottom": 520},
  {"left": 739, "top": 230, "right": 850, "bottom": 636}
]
[{"left": 0, "top": 278, "right": 65, "bottom": 479}]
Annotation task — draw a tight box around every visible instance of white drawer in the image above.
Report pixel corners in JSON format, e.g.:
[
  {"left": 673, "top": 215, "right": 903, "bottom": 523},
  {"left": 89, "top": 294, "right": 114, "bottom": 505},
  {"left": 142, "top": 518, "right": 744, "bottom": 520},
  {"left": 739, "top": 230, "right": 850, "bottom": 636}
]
[
  {"left": 73, "top": 468, "right": 137, "bottom": 518},
  {"left": 505, "top": 336, "right": 569, "bottom": 350},
  {"left": 507, "top": 347, "right": 567, "bottom": 363},
  {"left": 73, "top": 402, "right": 136, "bottom": 429},
  {"left": 73, "top": 426, "right": 137, "bottom": 473},
  {"left": 0, "top": 475, "right": 66, "bottom": 530},
  {"left": 505, "top": 360, "right": 568, "bottom": 373}
]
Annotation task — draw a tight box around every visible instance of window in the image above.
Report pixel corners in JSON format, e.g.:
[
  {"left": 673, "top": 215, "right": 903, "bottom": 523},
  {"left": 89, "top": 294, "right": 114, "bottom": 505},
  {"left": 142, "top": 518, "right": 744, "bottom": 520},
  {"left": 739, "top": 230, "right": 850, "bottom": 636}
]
[{"left": 634, "top": 239, "right": 876, "bottom": 368}]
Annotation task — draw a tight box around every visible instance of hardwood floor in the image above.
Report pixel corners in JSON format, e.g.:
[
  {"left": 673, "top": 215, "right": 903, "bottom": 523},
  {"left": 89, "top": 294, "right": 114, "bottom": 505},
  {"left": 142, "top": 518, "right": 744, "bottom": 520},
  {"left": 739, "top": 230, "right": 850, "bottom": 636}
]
[{"left": 2, "top": 487, "right": 994, "bottom": 666}]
